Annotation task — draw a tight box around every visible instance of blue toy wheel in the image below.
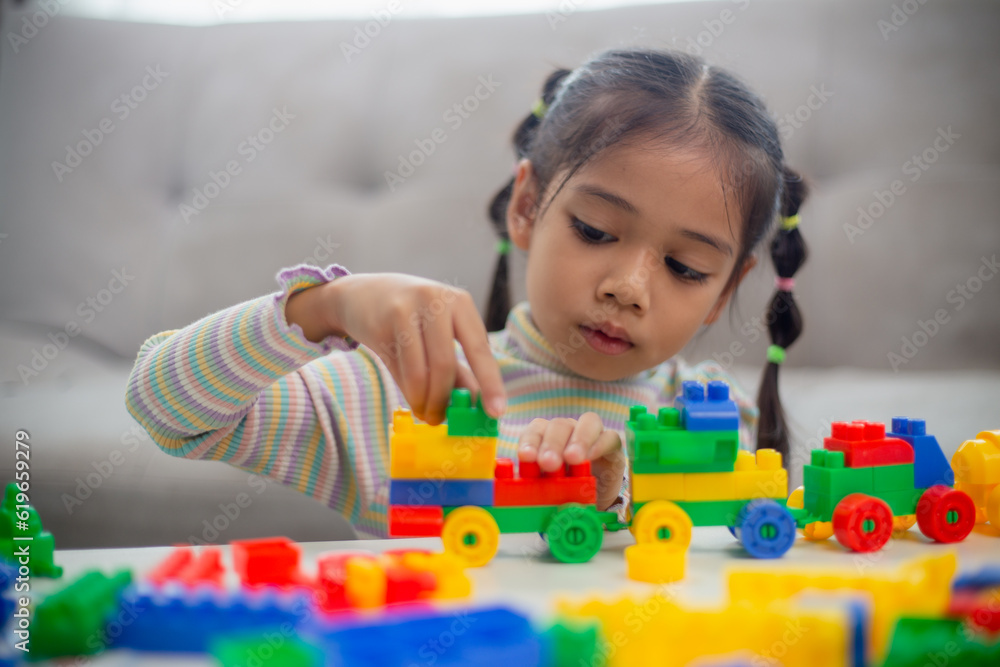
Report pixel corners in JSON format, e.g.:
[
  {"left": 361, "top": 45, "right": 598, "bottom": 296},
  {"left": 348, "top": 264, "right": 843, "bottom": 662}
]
[
  {"left": 734, "top": 499, "right": 796, "bottom": 559},
  {"left": 727, "top": 524, "right": 738, "bottom": 539}
]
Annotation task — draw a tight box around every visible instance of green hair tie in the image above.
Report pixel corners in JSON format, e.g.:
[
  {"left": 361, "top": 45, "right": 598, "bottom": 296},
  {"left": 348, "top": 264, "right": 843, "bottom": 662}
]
[
  {"left": 766, "top": 344, "right": 787, "bottom": 365},
  {"left": 531, "top": 98, "right": 549, "bottom": 119},
  {"left": 496, "top": 238, "right": 511, "bottom": 255}
]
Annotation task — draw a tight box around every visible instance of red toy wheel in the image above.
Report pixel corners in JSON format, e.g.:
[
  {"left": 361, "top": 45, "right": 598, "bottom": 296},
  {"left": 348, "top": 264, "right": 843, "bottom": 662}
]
[
  {"left": 832, "top": 494, "right": 893, "bottom": 552},
  {"left": 916, "top": 485, "right": 976, "bottom": 543}
]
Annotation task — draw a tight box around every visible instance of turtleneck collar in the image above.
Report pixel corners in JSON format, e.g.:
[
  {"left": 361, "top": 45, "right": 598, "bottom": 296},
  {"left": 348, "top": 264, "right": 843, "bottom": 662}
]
[{"left": 500, "top": 301, "right": 660, "bottom": 384}]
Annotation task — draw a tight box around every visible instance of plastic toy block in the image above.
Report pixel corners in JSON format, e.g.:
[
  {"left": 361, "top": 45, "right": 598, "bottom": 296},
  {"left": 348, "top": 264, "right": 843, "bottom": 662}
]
[
  {"left": 952, "top": 431, "right": 1000, "bottom": 526},
  {"left": 111, "top": 585, "right": 310, "bottom": 652},
  {"left": 300, "top": 606, "right": 542, "bottom": 666},
  {"left": 555, "top": 593, "right": 850, "bottom": 667},
  {"left": 446, "top": 388, "right": 499, "bottom": 437},
  {"left": 733, "top": 450, "right": 788, "bottom": 499},
  {"left": 631, "top": 471, "right": 685, "bottom": 502},
  {"left": 388, "top": 505, "right": 443, "bottom": 537},
  {"left": 0, "top": 561, "right": 14, "bottom": 592},
  {"left": 684, "top": 472, "right": 737, "bottom": 501},
  {"left": 625, "top": 543, "right": 686, "bottom": 582},
  {"left": 390, "top": 478, "right": 494, "bottom": 507},
  {"left": 824, "top": 421, "right": 915, "bottom": 468},
  {"left": 540, "top": 617, "right": 603, "bottom": 667},
  {"left": 315, "top": 550, "right": 375, "bottom": 611},
  {"left": 449, "top": 504, "right": 554, "bottom": 534},
  {"left": 671, "top": 499, "right": 747, "bottom": 527},
  {"left": 953, "top": 564, "right": 1000, "bottom": 591},
  {"left": 674, "top": 380, "right": 740, "bottom": 431},
  {"left": 875, "top": 488, "right": 922, "bottom": 516},
  {"left": 881, "top": 617, "right": 1000, "bottom": 667},
  {"left": 212, "top": 633, "right": 324, "bottom": 667},
  {"left": 230, "top": 537, "right": 304, "bottom": 588},
  {"left": 147, "top": 545, "right": 194, "bottom": 585},
  {"left": 727, "top": 553, "right": 957, "bottom": 662},
  {"left": 627, "top": 406, "right": 739, "bottom": 473},
  {"left": 948, "top": 589, "right": 1000, "bottom": 634},
  {"left": 390, "top": 408, "right": 497, "bottom": 479},
  {"left": 802, "top": 457, "right": 875, "bottom": 520},
  {"left": 0, "top": 482, "right": 61, "bottom": 577},
  {"left": 871, "top": 464, "right": 915, "bottom": 493},
  {"left": 494, "top": 458, "right": 597, "bottom": 507},
  {"left": 343, "top": 556, "right": 387, "bottom": 609},
  {"left": 889, "top": 418, "right": 955, "bottom": 487},
  {"left": 390, "top": 550, "right": 471, "bottom": 600},
  {"left": 30, "top": 569, "right": 132, "bottom": 659},
  {"left": 176, "top": 547, "right": 225, "bottom": 588}
]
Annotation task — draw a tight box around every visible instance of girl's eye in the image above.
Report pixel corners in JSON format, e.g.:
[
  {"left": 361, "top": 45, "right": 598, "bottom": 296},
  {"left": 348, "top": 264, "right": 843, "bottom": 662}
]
[
  {"left": 666, "top": 257, "right": 708, "bottom": 284},
  {"left": 570, "top": 217, "right": 615, "bottom": 244}
]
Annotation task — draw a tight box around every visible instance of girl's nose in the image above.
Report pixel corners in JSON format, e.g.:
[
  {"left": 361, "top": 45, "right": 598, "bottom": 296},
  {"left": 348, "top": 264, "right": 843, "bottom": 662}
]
[{"left": 598, "top": 249, "right": 654, "bottom": 313}]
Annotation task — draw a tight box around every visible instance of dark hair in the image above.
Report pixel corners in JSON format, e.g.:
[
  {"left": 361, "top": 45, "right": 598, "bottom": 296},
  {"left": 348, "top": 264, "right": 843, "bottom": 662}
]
[{"left": 484, "top": 48, "right": 808, "bottom": 460}]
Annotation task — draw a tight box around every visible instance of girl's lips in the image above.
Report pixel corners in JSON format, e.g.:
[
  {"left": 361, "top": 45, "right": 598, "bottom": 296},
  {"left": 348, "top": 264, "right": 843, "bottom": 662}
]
[{"left": 579, "top": 325, "right": 634, "bottom": 355}]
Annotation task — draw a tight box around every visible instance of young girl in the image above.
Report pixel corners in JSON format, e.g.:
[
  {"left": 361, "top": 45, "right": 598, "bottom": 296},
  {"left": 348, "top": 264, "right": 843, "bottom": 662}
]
[{"left": 125, "top": 48, "right": 808, "bottom": 539}]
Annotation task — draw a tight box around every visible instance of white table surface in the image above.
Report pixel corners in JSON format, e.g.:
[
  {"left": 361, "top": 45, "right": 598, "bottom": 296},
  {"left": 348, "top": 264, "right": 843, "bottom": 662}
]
[{"left": 20, "top": 525, "right": 1000, "bottom": 665}]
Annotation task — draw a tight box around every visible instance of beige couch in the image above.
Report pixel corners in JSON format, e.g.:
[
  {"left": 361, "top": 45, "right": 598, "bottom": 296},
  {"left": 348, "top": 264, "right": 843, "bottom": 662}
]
[{"left": 1, "top": 0, "right": 998, "bottom": 548}]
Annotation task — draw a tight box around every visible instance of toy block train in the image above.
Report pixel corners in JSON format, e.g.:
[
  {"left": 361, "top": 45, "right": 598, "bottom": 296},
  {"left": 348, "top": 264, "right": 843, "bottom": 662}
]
[{"left": 386, "top": 384, "right": 984, "bottom": 566}]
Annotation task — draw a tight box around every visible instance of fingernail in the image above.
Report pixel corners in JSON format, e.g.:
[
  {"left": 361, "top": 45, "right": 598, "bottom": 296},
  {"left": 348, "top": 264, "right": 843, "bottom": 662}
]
[{"left": 489, "top": 397, "right": 506, "bottom": 417}]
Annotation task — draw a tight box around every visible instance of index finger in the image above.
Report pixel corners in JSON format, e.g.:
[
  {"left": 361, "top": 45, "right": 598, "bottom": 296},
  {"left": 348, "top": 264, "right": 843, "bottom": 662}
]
[{"left": 452, "top": 294, "right": 506, "bottom": 418}]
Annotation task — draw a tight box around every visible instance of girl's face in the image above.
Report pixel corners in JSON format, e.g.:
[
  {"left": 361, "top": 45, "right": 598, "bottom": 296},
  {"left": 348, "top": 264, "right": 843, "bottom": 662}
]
[{"left": 506, "top": 143, "right": 755, "bottom": 381}]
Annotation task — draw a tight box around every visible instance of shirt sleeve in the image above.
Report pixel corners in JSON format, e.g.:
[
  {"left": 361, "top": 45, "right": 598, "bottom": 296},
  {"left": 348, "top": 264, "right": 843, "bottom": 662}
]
[
  {"left": 672, "top": 359, "right": 760, "bottom": 451},
  {"left": 124, "top": 263, "right": 406, "bottom": 536}
]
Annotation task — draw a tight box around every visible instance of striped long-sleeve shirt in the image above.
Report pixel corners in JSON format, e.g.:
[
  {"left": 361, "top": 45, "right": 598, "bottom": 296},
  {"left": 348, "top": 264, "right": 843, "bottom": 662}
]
[{"left": 125, "top": 263, "right": 759, "bottom": 537}]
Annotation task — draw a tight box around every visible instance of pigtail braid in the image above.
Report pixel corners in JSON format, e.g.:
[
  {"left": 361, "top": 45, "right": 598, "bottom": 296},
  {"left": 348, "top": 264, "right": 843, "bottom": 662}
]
[
  {"left": 755, "top": 166, "right": 809, "bottom": 461},
  {"left": 484, "top": 68, "right": 573, "bottom": 331}
]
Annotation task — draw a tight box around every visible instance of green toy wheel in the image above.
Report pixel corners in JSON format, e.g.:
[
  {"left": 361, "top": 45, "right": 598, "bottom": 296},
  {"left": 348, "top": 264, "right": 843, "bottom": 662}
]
[{"left": 544, "top": 504, "right": 604, "bottom": 564}]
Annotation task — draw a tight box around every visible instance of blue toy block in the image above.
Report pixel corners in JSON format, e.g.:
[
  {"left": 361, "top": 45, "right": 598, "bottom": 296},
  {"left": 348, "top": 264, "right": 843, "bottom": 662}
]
[
  {"left": 301, "top": 606, "right": 542, "bottom": 666},
  {"left": 888, "top": 417, "right": 954, "bottom": 488},
  {"left": 110, "top": 585, "right": 310, "bottom": 652},
  {"left": 674, "top": 381, "right": 740, "bottom": 432},
  {"left": 390, "top": 479, "right": 494, "bottom": 507},
  {"left": 0, "top": 563, "right": 14, "bottom": 593},
  {"left": 1, "top": 596, "right": 13, "bottom": 628},
  {"left": 953, "top": 565, "right": 1000, "bottom": 591}
]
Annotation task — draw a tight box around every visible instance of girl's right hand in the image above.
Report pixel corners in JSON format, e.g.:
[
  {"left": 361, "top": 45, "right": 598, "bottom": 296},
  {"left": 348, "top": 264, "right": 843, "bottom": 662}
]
[{"left": 319, "top": 272, "right": 506, "bottom": 426}]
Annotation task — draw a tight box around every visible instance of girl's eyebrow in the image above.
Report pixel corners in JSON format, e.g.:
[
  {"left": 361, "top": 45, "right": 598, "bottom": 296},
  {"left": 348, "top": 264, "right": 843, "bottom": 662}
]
[{"left": 574, "top": 183, "right": 733, "bottom": 257}]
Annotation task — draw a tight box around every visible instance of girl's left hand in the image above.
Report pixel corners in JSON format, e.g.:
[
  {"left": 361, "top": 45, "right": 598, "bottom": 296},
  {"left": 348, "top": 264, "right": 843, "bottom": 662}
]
[{"left": 516, "top": 412, "right": 627, "bottom": 511}]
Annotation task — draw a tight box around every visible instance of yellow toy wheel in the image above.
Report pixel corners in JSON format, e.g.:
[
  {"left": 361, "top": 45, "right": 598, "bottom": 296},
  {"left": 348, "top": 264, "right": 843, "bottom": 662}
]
[
  {"left": 987, "top": 485, "right": 1000, "bottom": 529},
  {"left": 631, "top": 501, "right": 692, "bottom": 552},
  {"left": 802, "top": 521, "right": 834, "bottom": 541},
  {"left": 892, "top": 515, "right": 917, "bottom": 537},
  {"left": 787, "top": 486, "right": 805, "bottom": 509},
  {"left": 441, "top": 506, "right": 500, "bottom": 568}
]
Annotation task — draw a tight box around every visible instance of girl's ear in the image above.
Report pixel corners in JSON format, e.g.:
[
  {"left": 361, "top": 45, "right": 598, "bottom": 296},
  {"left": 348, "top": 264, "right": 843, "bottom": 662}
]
[
  {"left": 703, "top": 255, "right": 758, "bottom": 326},
  {"left": 506, "top": 158, "right": 540, "bottom": 251}
]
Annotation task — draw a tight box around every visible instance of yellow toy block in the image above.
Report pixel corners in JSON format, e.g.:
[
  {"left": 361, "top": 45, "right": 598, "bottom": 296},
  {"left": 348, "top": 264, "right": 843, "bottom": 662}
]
[
  {"left": 630, "top": 471, "right": 684, "bottom": 502},
  {"left": 727, "top": 553, "right": 956, "bottom": 663},
  {"left": 683, "top": 472, "right": 736, "bottom": 501},
  {"left": 344, "top": 557, "right": 386, "bottom": 609},
  {"left": 389, "top": 409, "right": 496, "bottom": 479},
  {"left": 734, "top": 468, "right": 788, "bottom": 499},
  {"left": 625, "top": 543, "right": 685, "bottom": 583},
  {"left": 556, "top": 594, "right": 849, "bottom": 667},
  {"left": 734, "top": 449, "right": 756, "bottom": 471},
  {"left": 395, "top": 551, "right": 472, "bottom": 600},
  {"left": 952, "top": 430, "right": 1000, "bottom": 486}
]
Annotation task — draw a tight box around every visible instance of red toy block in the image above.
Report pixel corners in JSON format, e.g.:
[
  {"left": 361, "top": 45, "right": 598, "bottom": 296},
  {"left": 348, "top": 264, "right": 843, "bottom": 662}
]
[
  {"left": 388, "top": 505, "right": 443, "bottom": 537},
  {"left": 948, "top": 589, "right": 1000, "bottom": 634},
  {"left": 824, "top": 421, "right": 915, "bottom": 467},
  {"left": 230, "top": 537, "right": 303, "bottom": 588},
  {"left": 147, "top": 546, "right": 194, "bottom": 586},
  {"left": 384, "top": 560, "right": 436, "bottom": 605},
  {"left": 176, "top": 547, "right": 225, "bottom": 588},
  {"left": 494, "top": 458, "right": 597, "bottom": 507},
  {"left": 316, "top": 551, "right": 376, "bottom": 612}
]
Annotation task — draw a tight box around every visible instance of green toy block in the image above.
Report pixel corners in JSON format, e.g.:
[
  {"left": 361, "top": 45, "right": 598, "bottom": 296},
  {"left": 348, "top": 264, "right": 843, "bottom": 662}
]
[
  {"left": 803, "top": 462, "right": 873, "bottom": 500},
  {"left": 446, "top": 388, "right": 498, "bottom": 438},
  {"left": 882, "top": 617, "right": 1000, "bottom": 667},
  {"left": 212, "top": 634, "right": 323, "bottom": 666},
  {"left": 30, "top": 569, "right": 132, "bottom": 659},
  {"left": 626, "top": 406, "right": 738, "bottom": 474},
  {"left": 872, "top": 464, "right": 915, "bottom": 493},
  {"left": 543, "top": 616, "right": 604, "bottom": 667},
  {"left": 444, "top": 504, "right": 555, "bottom": 534},
  {"left": 0, "top": 482, "right": 62, "bottom": 577},
  {"left": 877, "top": 489, "right": 922, "bottom": 516}
]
